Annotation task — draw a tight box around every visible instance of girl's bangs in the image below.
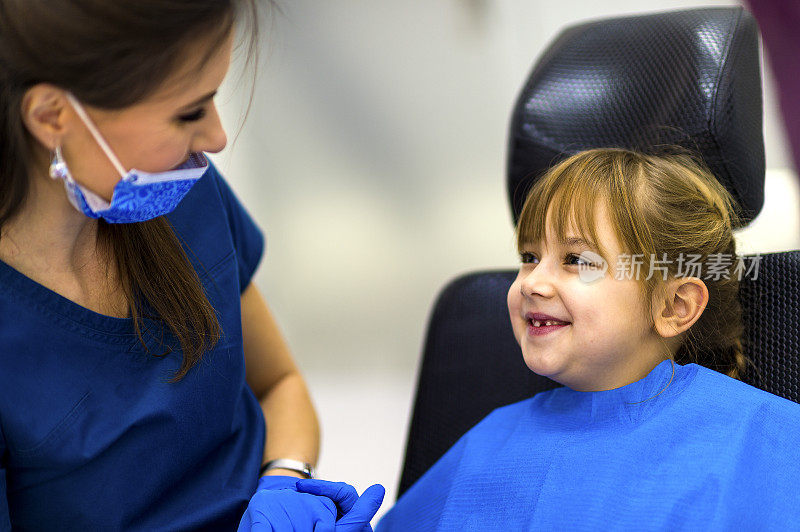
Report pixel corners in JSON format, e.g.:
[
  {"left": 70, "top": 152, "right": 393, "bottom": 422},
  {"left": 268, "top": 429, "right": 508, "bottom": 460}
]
[{"left": 516, "top": 157, "right": 608, "bottom": 258}]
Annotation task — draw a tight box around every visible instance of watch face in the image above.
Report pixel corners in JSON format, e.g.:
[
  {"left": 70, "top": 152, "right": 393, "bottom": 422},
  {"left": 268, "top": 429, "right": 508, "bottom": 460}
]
[{"left": 262, "top": 459, "right": 315, "bottom": 478}]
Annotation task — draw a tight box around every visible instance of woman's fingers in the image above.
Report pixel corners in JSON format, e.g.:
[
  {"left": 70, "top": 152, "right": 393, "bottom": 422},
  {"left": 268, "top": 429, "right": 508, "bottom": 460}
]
[
  {"left": 332, "top": 484, "right": 386, "bottom": 532},
  {"left": 295, "top": 479, "right": 359, "bottom": 513}
]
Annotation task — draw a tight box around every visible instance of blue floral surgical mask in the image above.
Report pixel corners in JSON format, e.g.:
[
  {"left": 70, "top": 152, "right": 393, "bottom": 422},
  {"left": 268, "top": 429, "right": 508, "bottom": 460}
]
[{"left": 48, "top": 92, "right": 209, "bottom": 224}]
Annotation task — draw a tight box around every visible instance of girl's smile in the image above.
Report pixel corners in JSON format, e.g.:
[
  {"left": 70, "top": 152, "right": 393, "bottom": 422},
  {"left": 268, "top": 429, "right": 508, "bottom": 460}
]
[{"left": 525, "top": 312, "right": 571, "bottom": 336}]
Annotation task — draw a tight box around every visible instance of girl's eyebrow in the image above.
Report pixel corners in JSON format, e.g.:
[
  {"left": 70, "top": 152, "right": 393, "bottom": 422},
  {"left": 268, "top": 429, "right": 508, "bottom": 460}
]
[{"left": 560, "top": 236, "right": 594, "bottom": 248}]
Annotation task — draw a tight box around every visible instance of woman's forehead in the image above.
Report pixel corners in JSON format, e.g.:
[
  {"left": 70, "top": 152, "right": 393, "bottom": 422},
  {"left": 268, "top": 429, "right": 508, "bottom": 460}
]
[{"left": 143, "top": 30, "right": 235, "bottom": 110}]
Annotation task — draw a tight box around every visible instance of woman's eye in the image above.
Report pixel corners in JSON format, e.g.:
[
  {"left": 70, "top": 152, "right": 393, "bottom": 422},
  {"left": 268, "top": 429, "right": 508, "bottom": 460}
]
[
  {"left": 177, "top": 108, "right": 207, "bottom": 123},
  {"left": 520, "top": 252, "right": 538, "bottom": 264}
]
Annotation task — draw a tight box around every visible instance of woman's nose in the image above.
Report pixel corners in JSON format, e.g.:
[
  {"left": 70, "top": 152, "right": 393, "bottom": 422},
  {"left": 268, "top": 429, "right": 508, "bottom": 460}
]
[{"left": 194, "top": 104, "right": 227, "bottom": 154}]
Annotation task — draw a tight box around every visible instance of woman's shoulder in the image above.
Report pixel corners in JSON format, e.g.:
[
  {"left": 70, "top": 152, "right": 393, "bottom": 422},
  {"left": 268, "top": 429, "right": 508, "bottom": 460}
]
[
  {"left": 167, "top": 160, "right": 264, "bottom": 288},
  {"left": 170, "top": 160, "right": 256, "bottom": 232},
  {"left": 168, "top": 161, "right": 229, "bottom": 227}
]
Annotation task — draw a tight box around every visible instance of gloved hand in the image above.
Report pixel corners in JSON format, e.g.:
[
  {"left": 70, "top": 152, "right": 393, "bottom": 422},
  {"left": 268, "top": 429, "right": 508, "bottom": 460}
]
[
  {"left": 296, "top": 479, "right": 385, "bottom": 532},
  {"left": 238, "top": 477, "right": 385, "bottom": 532},
  {"left": 237, "top": 487, "right": 337, "bottom": 531},
  {"left": 256, "top": 475, "right": 305, "bottom": 491}
]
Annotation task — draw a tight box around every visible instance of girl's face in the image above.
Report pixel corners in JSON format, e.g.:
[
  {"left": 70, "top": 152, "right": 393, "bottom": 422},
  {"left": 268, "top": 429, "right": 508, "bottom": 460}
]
[
  {"left": 59, "top": 31, "right": 234, "bottom": 202},
  {"left": 507, "top": 201, "right": 667, "bottom": 391}
]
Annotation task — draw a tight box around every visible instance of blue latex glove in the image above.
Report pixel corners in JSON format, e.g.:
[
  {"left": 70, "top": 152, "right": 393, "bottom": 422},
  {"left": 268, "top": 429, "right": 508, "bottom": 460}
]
[
  {"left": 296, "top": 479, "right": 386, "bottom": 532},
  {"left": 237, "top": 487, "right": 337, "bottom": 531},
  {"left": 256, "top": 475, "right": 305, "bottom": 491}
]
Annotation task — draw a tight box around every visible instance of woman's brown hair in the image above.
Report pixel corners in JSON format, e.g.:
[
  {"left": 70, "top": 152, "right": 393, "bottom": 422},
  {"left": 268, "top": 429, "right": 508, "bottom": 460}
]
[
  {"left": 0, "top": 0, "right": 265, "bottom": 380},
  {"left": 516, "top": 148, "right": 750, "bottom": 380}
]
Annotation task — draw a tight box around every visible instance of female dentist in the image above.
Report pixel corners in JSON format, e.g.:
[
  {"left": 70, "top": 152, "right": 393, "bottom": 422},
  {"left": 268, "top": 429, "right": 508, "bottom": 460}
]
[{"left": 0, "top": 0, "right": 382, "bottom": 529}]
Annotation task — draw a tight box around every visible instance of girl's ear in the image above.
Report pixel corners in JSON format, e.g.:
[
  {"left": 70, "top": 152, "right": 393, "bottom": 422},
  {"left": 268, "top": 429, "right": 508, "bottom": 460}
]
[{"left": 653, "top": 277, "right": 709, "bottom": 338}]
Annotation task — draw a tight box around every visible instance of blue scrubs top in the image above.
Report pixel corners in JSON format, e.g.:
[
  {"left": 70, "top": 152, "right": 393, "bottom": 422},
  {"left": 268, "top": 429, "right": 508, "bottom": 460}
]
[
  {"left": 0, "top": 162, "right": 265, "bottom": 530},
  {"left": 379, "top": 360, "right": 800, "bottom": 530}
]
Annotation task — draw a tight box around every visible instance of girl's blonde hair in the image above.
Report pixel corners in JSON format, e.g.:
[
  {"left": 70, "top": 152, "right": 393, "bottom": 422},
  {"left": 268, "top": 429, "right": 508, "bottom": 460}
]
[{"left": 516, "top": 148, "right": 749, "bottom": 379}]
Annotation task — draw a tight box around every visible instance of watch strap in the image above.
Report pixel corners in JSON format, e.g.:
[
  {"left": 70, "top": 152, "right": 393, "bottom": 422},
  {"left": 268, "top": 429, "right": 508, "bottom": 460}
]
[{"left": 259, "top": 458, "right": 315, "bottom": 479}]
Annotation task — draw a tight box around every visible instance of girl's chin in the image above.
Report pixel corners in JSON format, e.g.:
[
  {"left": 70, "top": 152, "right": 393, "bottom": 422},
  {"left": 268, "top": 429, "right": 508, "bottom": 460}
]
[{"left": 521, "top": 351, "right": 564, "bottom": 380}]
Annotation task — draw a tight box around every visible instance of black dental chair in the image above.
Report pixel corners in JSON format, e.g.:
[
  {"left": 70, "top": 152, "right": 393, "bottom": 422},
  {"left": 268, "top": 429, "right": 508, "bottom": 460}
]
[{"left": 398, "top": 6, "right": 800, "bottom": 497}]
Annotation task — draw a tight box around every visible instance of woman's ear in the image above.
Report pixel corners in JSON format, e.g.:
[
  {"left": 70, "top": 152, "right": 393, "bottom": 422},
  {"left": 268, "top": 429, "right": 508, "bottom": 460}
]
[
  {"left": 20, "top": 83, "right": 70, "bottom": 151},
  {"left": 653, "top": 277, "right": 709, "bottom": 338}
]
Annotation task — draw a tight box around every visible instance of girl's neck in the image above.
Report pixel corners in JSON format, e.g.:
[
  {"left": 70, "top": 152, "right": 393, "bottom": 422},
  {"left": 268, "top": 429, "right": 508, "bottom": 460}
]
[{"left": 568, "top": 339, "right": 671, "bottom": 392}]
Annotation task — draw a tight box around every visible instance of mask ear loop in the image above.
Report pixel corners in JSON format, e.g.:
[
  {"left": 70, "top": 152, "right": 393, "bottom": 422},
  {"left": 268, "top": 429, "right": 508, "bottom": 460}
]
[{"left": 64, "top": 92, "right": 128, "bottom": 179}]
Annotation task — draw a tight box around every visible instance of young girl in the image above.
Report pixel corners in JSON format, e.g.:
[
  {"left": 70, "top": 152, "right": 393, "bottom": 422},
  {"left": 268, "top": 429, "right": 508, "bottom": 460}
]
[{"left": 378, "top": 148, "right": 800, "bottom": 530}]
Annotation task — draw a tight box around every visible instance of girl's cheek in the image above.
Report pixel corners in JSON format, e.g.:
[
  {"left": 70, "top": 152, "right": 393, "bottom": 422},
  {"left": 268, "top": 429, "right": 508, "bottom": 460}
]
[
  {"left": 508, "top": 282, "right": 529, "bottom": 330},
  {"left": 507, "top": 281, "right": 521, "bottom": 313}
]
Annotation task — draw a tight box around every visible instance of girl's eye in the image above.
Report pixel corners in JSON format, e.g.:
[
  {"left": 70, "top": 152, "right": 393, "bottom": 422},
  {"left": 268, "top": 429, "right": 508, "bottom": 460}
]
[
  {"left": 177, "top": 108, "right": 207, "bottom": 123},
  {"left": 565, "top": 252, "right": 599, "bottom": 268},
  {"left": 520, "top": 252, "right": 538, "bottom": 264}
]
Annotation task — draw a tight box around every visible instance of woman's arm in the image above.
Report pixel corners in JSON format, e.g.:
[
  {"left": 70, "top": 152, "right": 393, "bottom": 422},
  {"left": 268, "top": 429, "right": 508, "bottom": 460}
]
[{"left": 240, "top": 282, "right": 320, "bottom": 478}]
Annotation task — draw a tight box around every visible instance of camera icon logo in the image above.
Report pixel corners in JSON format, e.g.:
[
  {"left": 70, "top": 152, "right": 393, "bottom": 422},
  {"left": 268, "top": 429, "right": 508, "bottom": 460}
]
[{"left": 577, "top": 251, "right": 608, "bottom": 283}]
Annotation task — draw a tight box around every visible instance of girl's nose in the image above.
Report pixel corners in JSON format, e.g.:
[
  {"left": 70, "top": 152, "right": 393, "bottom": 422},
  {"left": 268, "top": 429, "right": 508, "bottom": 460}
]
[
  {"left": 194, "top": 104, "right": 227, "bottom": 154},
  {"left": 519, "top": 264, "right": 556, "bottom": 298}
]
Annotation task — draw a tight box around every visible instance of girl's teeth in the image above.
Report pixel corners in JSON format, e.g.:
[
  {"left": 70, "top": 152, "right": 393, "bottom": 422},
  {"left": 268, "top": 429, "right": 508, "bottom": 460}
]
[{"left": 532, "top": 319, "right": 565, "bottom": 327}]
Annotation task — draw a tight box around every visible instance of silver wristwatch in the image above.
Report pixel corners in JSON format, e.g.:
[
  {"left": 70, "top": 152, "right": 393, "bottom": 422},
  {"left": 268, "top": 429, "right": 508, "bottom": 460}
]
[{"left": 260, "top": 458, "right": 316, "bottom": 479}]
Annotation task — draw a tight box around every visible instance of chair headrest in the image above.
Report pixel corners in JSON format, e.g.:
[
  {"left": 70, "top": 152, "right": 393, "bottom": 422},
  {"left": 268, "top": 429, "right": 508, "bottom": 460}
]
[{"left": 507, "top": 7, "right": 764, "bottom": 226}]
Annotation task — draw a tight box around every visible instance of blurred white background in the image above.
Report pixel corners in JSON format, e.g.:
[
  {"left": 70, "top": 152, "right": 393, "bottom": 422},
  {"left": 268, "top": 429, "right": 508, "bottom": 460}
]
[{"left": 208, "top": 0, "right": 800, "bottom": 520}]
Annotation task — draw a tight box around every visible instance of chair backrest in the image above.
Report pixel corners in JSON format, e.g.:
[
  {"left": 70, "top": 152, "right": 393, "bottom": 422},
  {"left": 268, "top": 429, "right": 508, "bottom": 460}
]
[
  {"left": 507, "top": 6, "right": 763, "bottom": 225},
  {"left": 398, "top": 6, "right": 783, "bottom": 497}
]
